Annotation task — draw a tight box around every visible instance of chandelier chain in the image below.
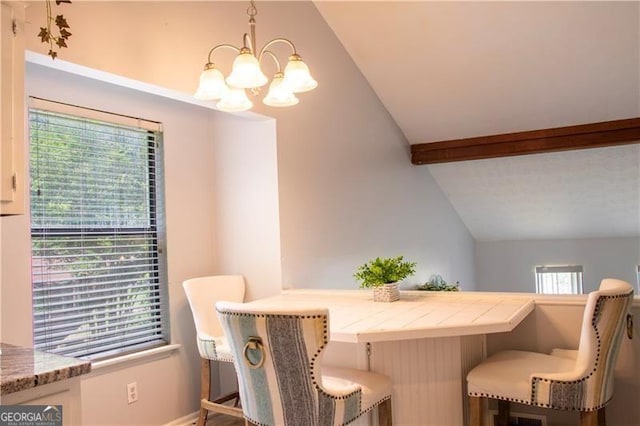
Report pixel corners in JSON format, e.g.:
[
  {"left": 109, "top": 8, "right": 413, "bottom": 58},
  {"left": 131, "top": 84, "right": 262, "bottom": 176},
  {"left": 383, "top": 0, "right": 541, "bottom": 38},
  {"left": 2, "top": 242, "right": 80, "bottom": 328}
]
[{"left": 247, "top": 0, "right": 258, "bottom": 19}]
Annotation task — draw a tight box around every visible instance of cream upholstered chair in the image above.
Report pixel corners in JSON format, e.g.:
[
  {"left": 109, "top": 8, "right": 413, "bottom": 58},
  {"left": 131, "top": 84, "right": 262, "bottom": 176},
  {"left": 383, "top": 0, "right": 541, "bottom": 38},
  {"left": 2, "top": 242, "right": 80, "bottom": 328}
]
[
  {"left": 216, "top": 302, "right": 393, "bottom": 426},
  {"left": 183, "top": 275, "right": 246, "bottom": 426},
  {"left": 467, "top": 278, "right": 634, "bottom": 426}
]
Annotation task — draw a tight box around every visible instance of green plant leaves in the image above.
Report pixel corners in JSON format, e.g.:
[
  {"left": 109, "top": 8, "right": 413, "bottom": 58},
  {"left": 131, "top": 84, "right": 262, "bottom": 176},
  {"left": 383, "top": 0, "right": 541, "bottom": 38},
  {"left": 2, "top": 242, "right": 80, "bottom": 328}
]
[{"left": 354, "top": 256, "right": 416, "bottom": 288}]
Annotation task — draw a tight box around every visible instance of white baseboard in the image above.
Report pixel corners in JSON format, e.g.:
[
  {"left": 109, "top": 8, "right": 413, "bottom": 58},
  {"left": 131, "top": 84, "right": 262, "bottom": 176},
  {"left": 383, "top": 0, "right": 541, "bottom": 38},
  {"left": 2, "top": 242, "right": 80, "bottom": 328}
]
[{"left": 162, "top": 411, "right": 198, "bottom": 426}]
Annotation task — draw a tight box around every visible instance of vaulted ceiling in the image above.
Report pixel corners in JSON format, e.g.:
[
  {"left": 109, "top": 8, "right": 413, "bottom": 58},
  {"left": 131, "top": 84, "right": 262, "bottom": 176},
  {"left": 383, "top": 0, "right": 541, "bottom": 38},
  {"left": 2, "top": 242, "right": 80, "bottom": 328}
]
[{"left": 315, "top": 1, "right": 640, "bottom": 240}]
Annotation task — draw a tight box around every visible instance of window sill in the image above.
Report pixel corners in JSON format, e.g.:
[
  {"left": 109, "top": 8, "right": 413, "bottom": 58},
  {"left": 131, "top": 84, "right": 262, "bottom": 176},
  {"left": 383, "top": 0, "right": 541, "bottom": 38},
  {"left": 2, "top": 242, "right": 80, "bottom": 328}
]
[{"left": 88, "top": 343, "right": 181, "bottom": 377}]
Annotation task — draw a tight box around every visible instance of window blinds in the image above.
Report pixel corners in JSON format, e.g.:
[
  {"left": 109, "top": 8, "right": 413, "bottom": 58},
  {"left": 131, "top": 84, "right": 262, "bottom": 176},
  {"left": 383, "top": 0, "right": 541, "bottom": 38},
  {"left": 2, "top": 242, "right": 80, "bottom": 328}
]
[
  {"left": 29, "top": 100, "right": 169, "bottom": 360},
  {"left": 535, "top": 265, "right": 583, "bottom": 295}
]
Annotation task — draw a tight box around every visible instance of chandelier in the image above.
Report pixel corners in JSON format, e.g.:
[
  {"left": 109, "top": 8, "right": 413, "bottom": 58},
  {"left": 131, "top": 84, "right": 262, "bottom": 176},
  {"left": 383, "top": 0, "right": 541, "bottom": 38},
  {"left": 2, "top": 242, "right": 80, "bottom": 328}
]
[{"left": 194, "top": 1, "right": 318, "bottom": 112}]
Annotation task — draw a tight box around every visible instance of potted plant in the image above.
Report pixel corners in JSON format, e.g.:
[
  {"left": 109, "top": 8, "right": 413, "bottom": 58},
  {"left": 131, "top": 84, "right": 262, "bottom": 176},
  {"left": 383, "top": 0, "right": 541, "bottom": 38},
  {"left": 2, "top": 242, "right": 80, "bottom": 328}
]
[
  {"left": 354, "top": 255, "right": 417, "bottom": 302},
  {"left": 416, "top": 275, "right": 460, "bottom": 292}
]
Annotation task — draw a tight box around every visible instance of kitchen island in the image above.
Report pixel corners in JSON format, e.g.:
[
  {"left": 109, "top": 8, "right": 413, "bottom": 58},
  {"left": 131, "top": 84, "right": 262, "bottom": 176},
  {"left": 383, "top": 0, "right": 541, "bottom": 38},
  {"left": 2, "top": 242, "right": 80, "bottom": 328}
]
[{"left": 247, "top": 289, "right": 535, "bottom": 425}]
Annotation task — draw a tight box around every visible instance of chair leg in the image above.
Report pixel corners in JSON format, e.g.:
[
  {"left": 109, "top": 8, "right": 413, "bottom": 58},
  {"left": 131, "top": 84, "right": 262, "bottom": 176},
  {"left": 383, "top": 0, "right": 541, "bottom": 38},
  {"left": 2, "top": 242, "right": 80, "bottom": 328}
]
[
  {"left": 497, "top": 400, "right": 510, "bottom": 426},
  {"left": 469, "top": 396, "right": 484, "bottom": 426},
  {"left": 377, "top": 398, "right": 393, "bottom": 425},
  {"left": 581, "top": 408, "right": 606, "bottom": 426},
  {"left": 198, "top": 358, "right": 210, "bottom": 426},
  {"left": 598, "top": 407, "right": 606, "bottom": 425}
]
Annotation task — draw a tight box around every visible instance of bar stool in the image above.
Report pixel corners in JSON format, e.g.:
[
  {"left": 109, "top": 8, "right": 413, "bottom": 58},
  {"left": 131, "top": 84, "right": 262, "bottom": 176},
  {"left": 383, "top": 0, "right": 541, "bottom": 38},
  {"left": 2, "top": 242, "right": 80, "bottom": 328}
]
[
  {"left": 183, "top": 275, "right": 246, "bottom": 426},
  {"left": 467, "top": 278, "right": 633, "bottom": 426},
  {"left": 216, "top": 302, "right": 393, "bottom": 426}
]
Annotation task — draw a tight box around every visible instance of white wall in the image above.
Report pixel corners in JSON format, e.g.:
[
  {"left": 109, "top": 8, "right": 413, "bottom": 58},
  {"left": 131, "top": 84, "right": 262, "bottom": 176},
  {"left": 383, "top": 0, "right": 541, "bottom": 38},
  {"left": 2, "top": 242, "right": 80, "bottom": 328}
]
[
  {"left": 476, "top": 237, "right": 640, "bottom": 293},
  {"left": 15, "top": 62, "right": 216, "bottom": 424},
  {"left": 0, "top": 61, "right": 282, "bottom": 425},
  {"left": 251, "top": 3, "right": 475, "bottom": 290},
  {"left": 210, "top": 113, "right": 283, "bottom": 301},
  {"left": 0, "top": 2, "right": 477, "bottom": 425},
  {"left": 23, "top": 1, "right": 476, "bottom": 292},
  {"left": 0, "top": 214, "right": 31, "bottom": 346}
]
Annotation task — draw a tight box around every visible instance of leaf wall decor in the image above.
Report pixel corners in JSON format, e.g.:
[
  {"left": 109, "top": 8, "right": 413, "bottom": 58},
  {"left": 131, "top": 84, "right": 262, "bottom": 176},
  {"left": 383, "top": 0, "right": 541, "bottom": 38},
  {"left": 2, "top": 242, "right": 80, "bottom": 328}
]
[{"left": 39, "top": 0, "right": 72, "bottom": 59}]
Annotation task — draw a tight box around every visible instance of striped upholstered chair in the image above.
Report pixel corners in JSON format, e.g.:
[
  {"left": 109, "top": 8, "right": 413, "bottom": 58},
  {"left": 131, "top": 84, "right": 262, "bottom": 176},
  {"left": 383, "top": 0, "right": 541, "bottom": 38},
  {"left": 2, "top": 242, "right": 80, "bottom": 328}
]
[
  {"left": 183, "top": 275, "right": 246, "bottom": 426},
  {"left": 467, "top": 278, "right": 633, "bottom": 426},
  {"left": 216, "top": 302, "right": 393, "bottom": 426}
]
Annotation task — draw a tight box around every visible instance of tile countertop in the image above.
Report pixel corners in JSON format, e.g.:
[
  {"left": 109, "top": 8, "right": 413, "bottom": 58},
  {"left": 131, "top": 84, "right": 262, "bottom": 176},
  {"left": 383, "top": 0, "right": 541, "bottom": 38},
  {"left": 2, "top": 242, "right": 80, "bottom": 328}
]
[{"left": 0, "top": 342, "right": 91, "bottom": 395}]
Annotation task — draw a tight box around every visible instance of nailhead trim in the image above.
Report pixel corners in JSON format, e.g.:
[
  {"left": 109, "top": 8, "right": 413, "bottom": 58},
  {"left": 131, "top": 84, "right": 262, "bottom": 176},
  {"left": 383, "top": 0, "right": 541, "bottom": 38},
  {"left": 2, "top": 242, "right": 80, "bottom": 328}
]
[
  {"left": 198, "top": 338, "right": 233, "bottom": 363},
  {"left": 470, "top": 291, "right": 632, "bottom": 413},
  {"left": 343, "top": 395, "right": 392, "bottom": 425},
  {"left": 218, "top": 308, "right": 392, "bottom": 425}
]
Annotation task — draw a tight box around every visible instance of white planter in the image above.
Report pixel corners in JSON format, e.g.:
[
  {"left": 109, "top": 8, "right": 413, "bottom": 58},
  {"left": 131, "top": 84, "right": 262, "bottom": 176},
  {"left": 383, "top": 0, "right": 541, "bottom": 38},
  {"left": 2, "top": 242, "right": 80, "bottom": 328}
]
[{"left": 373, "top": 283, "right": 400, "bottom": 302}]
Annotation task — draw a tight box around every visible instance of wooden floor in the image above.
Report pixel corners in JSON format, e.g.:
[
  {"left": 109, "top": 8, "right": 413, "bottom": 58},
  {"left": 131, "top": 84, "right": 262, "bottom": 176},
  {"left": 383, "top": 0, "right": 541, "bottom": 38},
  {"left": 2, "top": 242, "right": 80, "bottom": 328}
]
[{"left": 205, "top": 413, "right": 245, "bottom": 426}]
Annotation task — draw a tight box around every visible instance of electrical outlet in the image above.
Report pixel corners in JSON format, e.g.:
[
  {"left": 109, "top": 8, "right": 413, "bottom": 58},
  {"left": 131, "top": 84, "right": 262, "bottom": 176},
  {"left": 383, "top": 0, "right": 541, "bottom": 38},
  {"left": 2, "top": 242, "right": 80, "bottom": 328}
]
[{"left": 127, "top": 382, "right": 138, "bottom": 404}]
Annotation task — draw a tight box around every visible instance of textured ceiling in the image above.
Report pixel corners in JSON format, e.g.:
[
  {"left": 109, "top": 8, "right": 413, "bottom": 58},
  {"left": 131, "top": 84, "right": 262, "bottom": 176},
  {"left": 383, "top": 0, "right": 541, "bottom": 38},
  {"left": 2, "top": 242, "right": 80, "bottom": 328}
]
[
  {"left": 315, "top": 1, "right": 640, "bottom": 241},
  {"left": 428, "top": 145, "right": 640, "bottom": 241}
]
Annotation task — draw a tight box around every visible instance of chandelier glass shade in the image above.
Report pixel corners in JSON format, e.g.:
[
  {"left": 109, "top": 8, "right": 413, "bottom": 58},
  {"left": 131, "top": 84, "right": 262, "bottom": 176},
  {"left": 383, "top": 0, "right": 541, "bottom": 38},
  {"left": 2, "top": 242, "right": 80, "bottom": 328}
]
[
  {"left": 195, "top": 1, "right": 317, "bottom": 112},
  {"left": 194, "top": 65, "right": 228, "bottom": 101},
  {"left": 217, "top": 87, "right": 253, "bottom": 112},
  {"left": 263, "top": 72, "right": 299, "bottom": 107}
]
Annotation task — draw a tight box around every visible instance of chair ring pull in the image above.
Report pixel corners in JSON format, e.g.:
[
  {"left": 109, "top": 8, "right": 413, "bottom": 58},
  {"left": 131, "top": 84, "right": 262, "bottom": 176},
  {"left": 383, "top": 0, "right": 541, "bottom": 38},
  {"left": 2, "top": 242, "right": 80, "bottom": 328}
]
[
  {"left": 627, "top": 314, "right": 633, "bottom": 340},
  {"left": 243, "top": 336, "right": 266, "bottom": 369}
]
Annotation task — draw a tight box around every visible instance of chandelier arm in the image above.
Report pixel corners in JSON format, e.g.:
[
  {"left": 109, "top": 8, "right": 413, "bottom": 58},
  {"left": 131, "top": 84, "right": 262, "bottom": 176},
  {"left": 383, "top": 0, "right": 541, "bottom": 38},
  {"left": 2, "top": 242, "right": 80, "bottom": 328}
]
[
  {"left": 257, "top": 38, "right": 297, "bottom": 63},
  {"left": 260, "top": 50, "right": 282, "bottom": 73},
  {"left": 242, "top": 33, "right": 253, "bottom": 52},
  {"left": 207, "top": 44, "right": 242, "bottom": 63}
]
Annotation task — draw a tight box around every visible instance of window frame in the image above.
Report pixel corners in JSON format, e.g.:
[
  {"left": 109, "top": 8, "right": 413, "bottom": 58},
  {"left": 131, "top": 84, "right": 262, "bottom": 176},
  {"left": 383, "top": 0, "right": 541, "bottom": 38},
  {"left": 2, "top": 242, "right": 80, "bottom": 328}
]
[
  {"left": 29, "top": 97, "right": 170, "bottom": 361},
  {"left": 535, "top": 265, "right": 584, "bottom": 295}
]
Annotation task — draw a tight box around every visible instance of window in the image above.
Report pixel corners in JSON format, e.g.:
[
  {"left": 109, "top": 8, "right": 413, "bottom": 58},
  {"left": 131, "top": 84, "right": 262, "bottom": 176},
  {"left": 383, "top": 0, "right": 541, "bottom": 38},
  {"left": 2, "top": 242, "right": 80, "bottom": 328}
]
[
  {"left": 29, "top": 98, "right": 169, "bottom": 360},
  {"left": 535, "top": 265, "right": 583, "bottom": 295}
]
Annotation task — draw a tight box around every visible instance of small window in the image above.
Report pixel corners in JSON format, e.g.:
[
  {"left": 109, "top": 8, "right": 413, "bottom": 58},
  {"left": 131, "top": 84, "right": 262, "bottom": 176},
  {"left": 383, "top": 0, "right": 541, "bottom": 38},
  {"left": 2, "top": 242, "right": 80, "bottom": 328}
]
[
  {"left": 29, "top": 98, "right": 169, "bottom": 360},
  {"left": 535, "top": 265, "right": 583, "bottom": 295}
]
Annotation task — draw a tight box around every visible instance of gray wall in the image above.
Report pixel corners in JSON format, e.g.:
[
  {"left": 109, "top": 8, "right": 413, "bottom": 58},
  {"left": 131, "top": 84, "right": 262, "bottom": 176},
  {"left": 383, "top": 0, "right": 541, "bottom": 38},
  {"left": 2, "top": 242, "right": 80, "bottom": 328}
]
[
  {"left": 476, "top": 237, "right": 640, "bottom": 293},
  {"left": 0, "top": 2, "right": 477, "bottom": 425},
  {"left": 23, "top": 1, "right": 476, "bottom": 291}
]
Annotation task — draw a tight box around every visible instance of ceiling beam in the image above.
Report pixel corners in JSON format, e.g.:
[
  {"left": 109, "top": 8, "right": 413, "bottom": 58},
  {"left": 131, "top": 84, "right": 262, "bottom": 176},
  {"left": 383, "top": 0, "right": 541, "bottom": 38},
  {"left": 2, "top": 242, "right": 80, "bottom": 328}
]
[{"left": 410, "top": 117, "right": 640, "bottom": 165}]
